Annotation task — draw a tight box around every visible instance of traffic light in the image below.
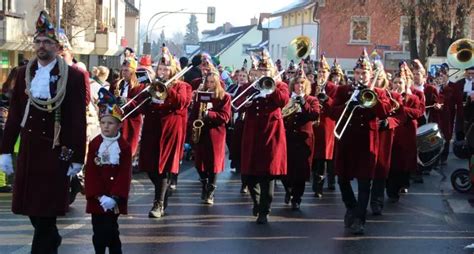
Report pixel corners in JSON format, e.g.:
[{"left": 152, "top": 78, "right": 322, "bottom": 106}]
[{"left": 207, "top": 7, "right": 215, "bottom": 23}]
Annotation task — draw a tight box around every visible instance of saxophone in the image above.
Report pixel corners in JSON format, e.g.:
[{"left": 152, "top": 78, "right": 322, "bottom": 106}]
[{"left": 192, "top": 102, "right": 207, "bottom": 144}]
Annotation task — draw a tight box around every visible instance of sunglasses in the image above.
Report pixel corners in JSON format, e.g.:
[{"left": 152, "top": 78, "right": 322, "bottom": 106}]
[{"left": 33, "top": 39, "right": 56, "bottom": 46}]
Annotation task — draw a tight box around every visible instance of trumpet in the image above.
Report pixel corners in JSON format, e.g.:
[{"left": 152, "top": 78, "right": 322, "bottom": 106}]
[
  {"left": 231, "top": 70, "right": 283, "bottom": 111},
  {"left": 333, "top": 86, "right": 378, "bottom": 140}
]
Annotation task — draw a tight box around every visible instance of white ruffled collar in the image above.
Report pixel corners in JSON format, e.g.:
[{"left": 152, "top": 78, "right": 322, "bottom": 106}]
[
  {"left": 97, "top": 133, "right": 121, "bottom": 165},
  {"left": 30, "top": 59, "right": 58, "bottom": 99}
]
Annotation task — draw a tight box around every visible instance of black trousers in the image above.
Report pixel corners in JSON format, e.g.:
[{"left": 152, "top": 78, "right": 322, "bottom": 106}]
[
  {"left": 91, "top": 214, "right": 122, "bottom": 254},
  {"left": 29, "top": 216, "right": 61, "bottom": 254},
  {"left": 312, "top": 159, "right": 335, "bottom": 187},
  {"left": 370, "top": 178, "right": 385, "bottom": 208},
  {"left": 246, "top": 176, "right": 275, "bottom": 215},
  {"left": 197, "top": 170, "right": 217, "bottom": 186},
  {"left": 386, "top": 170, "right": 410, "bottom": 199},
  {"left": 338, "top": 179, "right": 371, "bottom": 222},
  {"left": 281, "top": 178, "right": 306, "bottom": 203},
  {"left": 147, "top": 171, "right": 171, "bottom": 203}
]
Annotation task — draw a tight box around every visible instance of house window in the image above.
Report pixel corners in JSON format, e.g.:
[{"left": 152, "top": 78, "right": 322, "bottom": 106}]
[
  {"left": 400, "top": 16, "right": 410, "bottom": 52},
  {"left": 242, "top": 44, "right": 251, "bottom": 54},
  {"left": 350, "top": 16, "right": 370, "bottom": 43}
]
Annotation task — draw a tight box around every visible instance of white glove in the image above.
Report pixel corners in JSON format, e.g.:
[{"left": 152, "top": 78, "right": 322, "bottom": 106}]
[
  {"left": 151, "top": 97, "right": 164, "bottom": 104},
  {"left": 351, "top": 90, "right": 360, "bottom": 102},
  {"left": 99, "top": 195, "right": 117, "bottom": 211},
  {"left": 0, "top": 154, "right": 13, "bottom": 175},
  {"left": 67, "top": 163, "right": 82, "bottom": 176}
]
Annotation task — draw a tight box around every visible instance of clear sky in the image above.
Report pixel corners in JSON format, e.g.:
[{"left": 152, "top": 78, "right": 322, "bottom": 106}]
[{"left": 138, "top": 0, "right": 291, "bottom": 41}]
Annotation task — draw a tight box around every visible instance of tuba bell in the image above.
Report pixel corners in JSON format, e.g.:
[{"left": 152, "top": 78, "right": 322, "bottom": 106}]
[
  {"left": 447, "top": 38, "right": 474, "bottom": 70},
  {"left": 288, "top": 36, "right": 313, "bottom": 61}
]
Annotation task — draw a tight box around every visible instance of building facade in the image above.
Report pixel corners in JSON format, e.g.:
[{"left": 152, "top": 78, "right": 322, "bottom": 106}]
[{"left": 200, "top": 22, "right": 262, "bottom": 69}]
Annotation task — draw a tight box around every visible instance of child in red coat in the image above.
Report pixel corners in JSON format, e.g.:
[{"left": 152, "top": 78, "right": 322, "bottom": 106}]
[{"left": 85, "top": 88, "right": 132, "bottom": 254}]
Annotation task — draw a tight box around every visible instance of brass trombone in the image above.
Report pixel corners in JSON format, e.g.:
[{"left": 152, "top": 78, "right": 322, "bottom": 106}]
[
  {"left": 333, "top": 66, "right": 383, "bottom": 140},
  {"left": 230, "top": 70, "right": 283, "bottom": 111},
  {"left": 121, "top": 65, "right": 193, "bottom": 120},
  {"left": 120, "top": 65, "right": 193, "bottom": 110}
]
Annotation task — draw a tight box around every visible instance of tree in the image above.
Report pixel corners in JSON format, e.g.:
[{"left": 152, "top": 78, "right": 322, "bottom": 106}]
[
  {"left": 172, "top": 32, "right": 185, "bottom": 45},
  {"left": 319, "top": 0, "right": 473, "bottom": 65},
  {"left": 43, "top": 0, "right": 96, "bottom": 46},
  {"left": 184, "top": 14, "right": 199, "bottom": 45}
]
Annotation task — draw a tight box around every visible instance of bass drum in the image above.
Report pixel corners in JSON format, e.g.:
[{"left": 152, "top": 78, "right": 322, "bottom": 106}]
[{"left": 416, "top": 123, "right": 444, "bottom": 168}]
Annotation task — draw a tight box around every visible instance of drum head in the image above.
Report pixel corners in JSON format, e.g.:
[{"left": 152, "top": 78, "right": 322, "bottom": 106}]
[{"left": 416, "top": 123, "right": 439, "bottom": 136}]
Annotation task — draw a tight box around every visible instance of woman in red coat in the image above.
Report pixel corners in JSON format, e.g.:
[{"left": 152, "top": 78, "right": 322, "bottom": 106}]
[
  {"left": 134, "top": 46, "right": 191, "bottom": 218},
  {"left": 85, "top": 88, "right": 132, "bottom": 253},
  {"left": 108, "top": 58, "right": 145, "bottom": 157},
  {"left": 387, "top": 72, "right": 424, "bottom": 202},
  {"left": 240, "top": 54, "right": 289, "bottom": 224},
  {"left": 282, "top": 69, "right": 319, "bottom": 210},
  {"left": 190, "top": 71, "right": 231, "bottom": 205},
  {"left": 371, "top": 68, "right": 406, "bottom": 215}
]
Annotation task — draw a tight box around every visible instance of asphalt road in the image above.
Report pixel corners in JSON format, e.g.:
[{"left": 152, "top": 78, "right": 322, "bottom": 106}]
[{"left": 1, "top": 153, "right": 474, "bottom": 254}]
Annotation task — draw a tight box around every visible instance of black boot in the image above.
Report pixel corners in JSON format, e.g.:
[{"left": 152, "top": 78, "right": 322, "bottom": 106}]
[
  {"left": 200, "top": 179, "right": 208, "bottom": 200},
  {"left": 314, "top": 175, "right": 324, "bottom": 198},
  {"left": 148, "top": 201, "right": 164, "bottom": 218},
  {"left": 256, "top": 213, "right": 268, "bottom": 224},
  {"left": 205, "top": 184, "right": 216, "bottom": 205},
  {"left": 349, "top": 218, "right": 365, "bottom": 235}
]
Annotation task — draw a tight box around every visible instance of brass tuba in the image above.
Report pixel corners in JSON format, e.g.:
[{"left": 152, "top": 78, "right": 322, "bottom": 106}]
[
  {"left": 288, "top": 36, "right": 313, "bottom": 61},
  {"left": 447, "top": 38, "right": 474, "bottom": 70}
]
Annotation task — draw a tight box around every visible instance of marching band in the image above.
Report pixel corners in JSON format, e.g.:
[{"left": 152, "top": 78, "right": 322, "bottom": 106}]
[{"left": 2, "top": 10, "right": 474, "bottom": 253}]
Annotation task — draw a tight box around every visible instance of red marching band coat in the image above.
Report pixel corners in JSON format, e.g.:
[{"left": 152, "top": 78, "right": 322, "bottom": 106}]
[
  {"left": 85, "top": 135, "right": 132, "bottom": 215},
  {"left": 0, "top": 62, "right": 87, "bottom": 216},
  {"left": 240, "top": 81, "right": 290, "bottom": 176},
  {"left": 311, "top": 81, "right": 338, "bottom": 160},
  {"left": 109, "top": 80, "right": 146, "bottom": 156},
  {"left": 374, "top": 91, "right": 406, "bottom": 179},
  {"left": 325, "top": 85, "right": 392, "bottom": 180},
  {"left": 424, "top": 83, "right": 440, "bottom": 124},
  {"left": 390, "top": 93, "right": 424, "bottom": 172},
  {"left": 136, "top": 81, "right": 191, "bottom": 174},
  {"left": 229, "top": 85, "right": 246, "bottom": 168},
  {"left": 284, "top": 95, "right": 320, "bottom": 182},
  {"left": 439, "top": 85, "right": 454, "bottom": 142},
  {"left": 449, "top": 78, "right": 467, "bottom": 137},
  {"left": 190, "top": 93, "right": 231, "bottom": 173}
]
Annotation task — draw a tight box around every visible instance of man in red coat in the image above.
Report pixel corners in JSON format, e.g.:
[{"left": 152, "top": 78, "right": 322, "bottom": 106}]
[
  {"left": 311, "top": 54, "right": 337, "bottom": 198},
  {"left": 323, "top": 50, "right": 391, "bottom": 234},
  {"left": 448, "top": 66, "right": 474, "bottom": 142},
  {"left": 0, "top": 11, "right": 87, "bottom": 253},
  {"left": 240, "top": 50, "right": 289, "bottom": 224}
]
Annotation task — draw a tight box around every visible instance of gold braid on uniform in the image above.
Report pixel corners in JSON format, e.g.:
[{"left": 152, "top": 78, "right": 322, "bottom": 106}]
[{"left": 21, "top": 55, "right": 69, "bottom": 148}]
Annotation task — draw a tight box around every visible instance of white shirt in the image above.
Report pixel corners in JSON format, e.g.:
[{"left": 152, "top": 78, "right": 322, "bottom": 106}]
[
  {"left": 464, "top": 79, "right": 473, "bottom": 94},
  {"left": 30, "top": 59, "right": 57, "bottom": 99},
  {"left": 414, "top": 83, "right": 424, "bottom": 92},
  {"left": 121, "top": 81, "right": 129, "bottom": 98}
]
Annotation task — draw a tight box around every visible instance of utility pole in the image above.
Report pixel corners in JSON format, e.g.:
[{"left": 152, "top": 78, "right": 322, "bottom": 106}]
[
  {"left": 137, "top": 0, "right": 142, "bottom": 55},
  {"left": 56, "top": 0, "right": 62, "bottom": 32}
]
